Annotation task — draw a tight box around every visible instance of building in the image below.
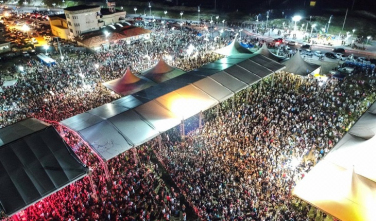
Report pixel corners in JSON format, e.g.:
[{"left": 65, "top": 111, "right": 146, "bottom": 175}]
[
  {"left": 62, "top": 4, "right": 126, "bottom": 40},
  {"left": 76, "top": 25, "right": 151, "bottom": 50},
  {"left": 49, "top": 14, "right": 70, "bottom": 40},
  {"left": 64, "top": 5, "right": 101, "bottom": 39}
]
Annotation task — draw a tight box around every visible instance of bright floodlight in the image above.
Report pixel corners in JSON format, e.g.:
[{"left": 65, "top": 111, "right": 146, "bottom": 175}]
[
  {"left": 367, "top": 36, "right": 371, "bottom": 40},
  {"left": 94, "top": 64, "right": 99, "bottom": 69},
  {"left": 22, "top": 24, "right": 29, "bottom": 31},
  {"left": 104, "top": 31, "right": 110, "bottom": 37},
  {"left": 312, "top": 23, "right": 317, "bottom": 27},
  {"left": 292, "top": 15, "right": 302, "bottom": 22},
  {"left": 44, "top": 45, "right": 49, "bottom": 49},
  {"left": 19, "top": 66, "right": 24, "bottom": 72}
]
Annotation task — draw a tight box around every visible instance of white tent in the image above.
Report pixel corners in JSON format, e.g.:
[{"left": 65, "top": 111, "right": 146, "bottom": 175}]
[
  {"left": 215, "top": 39, "right": 252, "bottom": 56},
  {"left": 254, "top": 43, "right": 285, "bottom": 62},
  {"left": 103, "top": 67, "right": 154, "bottom": 95},
  {"left": 142, "top": 58, "right": 185, "bottom": 83},
  {"left": 293, "top": 102, "right": 376, "bottom": 221},
  {"left": 283, "top": 51, "right": 321, "bottom": 76}
]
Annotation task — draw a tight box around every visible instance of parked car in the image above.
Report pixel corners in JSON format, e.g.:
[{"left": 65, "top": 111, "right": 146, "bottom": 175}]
[
  {"left": 301, "top": 44, "right": 311, "bottom": 49},
  {"left": 314, "top": 51, "right": 323, "bottom": 57},
  {"left": 325, "top": 52, "right": 337, "bottom": 59},
  {"left": 333, "top": 48, "right": 345, "bottom": 53},
  {"left": 288, "top": 41, "right": 297, "bottom": 46}
]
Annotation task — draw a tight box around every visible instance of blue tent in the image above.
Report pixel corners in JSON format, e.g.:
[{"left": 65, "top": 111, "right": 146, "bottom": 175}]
[{"left": 197, "top": 33, "right": 202, "bottom": 37}]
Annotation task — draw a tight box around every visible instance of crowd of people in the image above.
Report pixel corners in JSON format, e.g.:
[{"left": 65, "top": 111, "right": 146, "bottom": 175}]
[
  {"left": 0, "top": 24, "right": 226, "bottom": 127},
  {"left": 154, "top": 70, "right": 376, "bottom": 220},
  {"left": 1, "top": 16, "right": 376, "bottom": 221},
  {"left": 12, "top": 124, "right": 192, "bottom": 221}
]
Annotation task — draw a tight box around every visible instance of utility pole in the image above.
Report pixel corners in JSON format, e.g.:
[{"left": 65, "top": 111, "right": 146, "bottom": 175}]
[
  {"left": 341, "top": 8, "right": 348, "bottom": 32},
  {"left": 351, "top": 0, "right": 356, "bottom": 10}
]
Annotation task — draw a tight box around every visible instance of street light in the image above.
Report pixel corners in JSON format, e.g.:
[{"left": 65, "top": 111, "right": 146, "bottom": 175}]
[
  {"left": 327, "top": 15, "right": 333, "bottom": 33},
  {"left": 52, "top": 3, "right": 56, "bottom": 8},
  {"left": 180, "top": 11, "right": 183, "bottom": 21},
  {"left": 216, "top": 15, "right": 219, "bottom": 25},
  {"left": 44, "top": 45, "right": 49, "bottom": 55},
  {"left": 352, "top": 29, "right": 356, "bottom": 35},
  {"left": 366, "top": 36, "right": 371, "bottom": 45},
  {"left": 134, "top": 7, "right": 137, "bottom": 15},
  {"left": 222, "top": 19, "right": 225, "bottom": 29},
  {"left": 148, "top": 2, "right": 151, "bottom": 17},
  {"left": 180, "top": 22, "right": 183, "bottom": 33},
  {"left": 310, "top": 23, "right": 316, "bottom": 37},
  {"left": 19, "top": 66, "right": 24, "bottom": 72},
  {"left": 198, "top": 6, "right": 200, "bottom": 22},
  {"left": 266, "top": 11, "right": 269, "bottom": 29},
  {"left": 164, "top": 10, "right": 167, "bottom": 19},
  {"left": 292, "top": 15, "right": 302, "bottom": 31}
]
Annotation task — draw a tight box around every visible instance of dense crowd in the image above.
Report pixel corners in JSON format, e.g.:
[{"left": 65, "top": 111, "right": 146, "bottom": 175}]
[
  {"left": 12, "top": 125, "right": 191, "bottom": 221},
  {"left": 1, "top": 15, "right": 376, "bottom": 221},
  {"left": 0, "top": 25, "right": 225, "bottom": 127},
  {"left": 154, "top": 70, "right": 376, "bottom": 220}
]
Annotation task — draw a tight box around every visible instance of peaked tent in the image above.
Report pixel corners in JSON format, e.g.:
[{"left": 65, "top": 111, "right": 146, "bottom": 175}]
[
  {"left": 215, "top": 38, "right": 253, "bottom": 57},
  {"left": 293, "top": 101, "right": 376, "bottom": 221},
  {"left": 142, "top": 58, "right": 185, "bottom": 83},
  {"left": 283, "top": 51, "right": 321, "bottom": 76},
  {"left": 103, "top": 67, "right": 155, "bottom": 95},
  {"left": 254, "top": 43, "right": 285, "bottom": 62},
  {"left": 0, "top": 118, "right": 88, "bottom": 216}
]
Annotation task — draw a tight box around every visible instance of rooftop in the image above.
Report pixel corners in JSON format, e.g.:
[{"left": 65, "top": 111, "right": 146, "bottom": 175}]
[
  {"left": 64, "top": 5, "right": 100, "bottom": 12},
  {"left": 101, "top": 8, "right": 125, "bottom": 15},
  {"left": 49, "top": 14, "right": 66, "bottom": 19}
]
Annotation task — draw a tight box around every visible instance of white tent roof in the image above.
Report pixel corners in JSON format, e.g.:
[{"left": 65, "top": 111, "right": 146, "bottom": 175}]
[
  {"left": 103, "top": 67, "right": 155, "bottom": 95},
  {"left": 283, "top": 51, "right": 321, "bottom": 76},
  {"left": 61, "top": 55, "right": 284, "bottom": 161},
  {"left": 215, "top": 39, "right": 252, "bottom": 56},
  {"left": 134, "top": 100, "right": 181, "bottom": 133},
  {"left": 142, "top": 58, "right": 185, "bottom": 83},
  {"left": 192, "top": 77, "right": 234, "bottom": 102},
  {"left": 293, "top": 102, "right": 376, "bottom": 221},
  {"left": 209, "top": 71, "right": 248, "bottom": 93},
  {"left": 254, "top": 43, "right": 285, "bottom": 62}
]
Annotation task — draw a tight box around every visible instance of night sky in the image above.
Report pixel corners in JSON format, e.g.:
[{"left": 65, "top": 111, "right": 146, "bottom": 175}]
[{"left": 150, "top": 0, "right": 376, "bottom": 14}]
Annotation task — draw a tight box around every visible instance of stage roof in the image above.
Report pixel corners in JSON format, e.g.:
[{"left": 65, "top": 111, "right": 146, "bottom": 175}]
[
  {"left": 61, "top": 54, "right": 284, "bottom": 161},
  {"left": 293, "top": 102, "right": 376, "bottom": 221},
  {"left": 0, "top": 118, "right": 88, "bottom": 216}
]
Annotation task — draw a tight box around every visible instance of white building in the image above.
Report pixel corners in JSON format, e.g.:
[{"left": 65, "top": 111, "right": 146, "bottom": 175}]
[
  {"left": 64, "top": 5, "right": 101, "bottom": 38},
  {"left": 63, "top": 4, "right": 126, "bottom": 39}
]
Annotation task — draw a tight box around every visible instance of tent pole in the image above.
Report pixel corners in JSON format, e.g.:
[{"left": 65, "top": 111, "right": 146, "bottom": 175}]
[
  {"left": 246, "top": 86, "right": 249, "bottom": 102},
  {"left": 158, "top": 135, "right": 162, "bottom": 149},
  {"left": 199, "top": 111, "right": 203, "bottom": 128},
  {"left": 181, "top": 119, "right": 185, "bottom": 140},
  {"left": 88, "top": 169, "right": 97, "bottom": 199},
  {"left": 232, "top": 94, "right": 235, "bottom": 109},
  {"left": 102, "top": 161, "right": 111, "bottom": 181}
]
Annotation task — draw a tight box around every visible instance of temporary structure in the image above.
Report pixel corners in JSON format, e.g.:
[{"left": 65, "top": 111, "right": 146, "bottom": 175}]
[
  {"left": 283, "top": 51, "right": 321, "bottom": 76},
  {"left": 103, "top": 67, "right": 154, "bottom": 95},
  {"left": 142, "top": 58, "right": 185, "bottom": 83},
  {"left": 293, "top": 102, "right": 376, "bottom": 221},
  {"left": 215, "top": 39, "right": 252, "bottom": 57},
  {"left": 254, "top": 43, "right": 285, "bottom": 62}
]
